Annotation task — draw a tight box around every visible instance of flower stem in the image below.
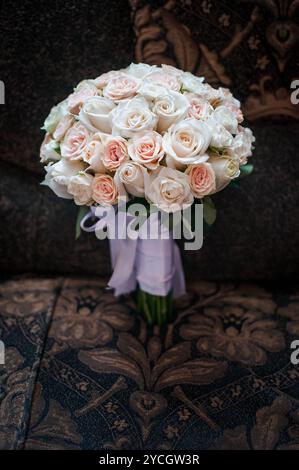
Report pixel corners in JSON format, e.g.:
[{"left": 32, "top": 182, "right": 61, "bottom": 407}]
[
  {"left": 139, "top": 289, "right": 152, "bottom": 325},
  {"left": 136, "top": 287, "right": 174, "bottom": 325}
]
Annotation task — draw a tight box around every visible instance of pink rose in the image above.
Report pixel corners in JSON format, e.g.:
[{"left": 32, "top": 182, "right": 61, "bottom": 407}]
[
  {"left": 67, "top": 81, "right": 98, "bottom": 114},
  {"left": 61, "top": 122, "right": 90, "bottom": 160},
  {"left": 92, "top": 174, "right": 119, "bottom": 205},
  {"left": 186, "top": 94, "right": 213, "bottom": 120},
  {"left": 186, "top": 163, "right": 216, "bottom": 198},
  {"left": 128, "top": 131, "right": 164, "bottom": 170},
  {"left": 102, "top": 136, "right": 128, "bottom": 171},
  {"left": 103, "top": 74, "right": 139, "bottom": 101},
  {"left": 146, "top": 71, "right": 181, "bottom": 92},
  {"left": 53, "top": 114, "right": 75, "bottom": 141}
]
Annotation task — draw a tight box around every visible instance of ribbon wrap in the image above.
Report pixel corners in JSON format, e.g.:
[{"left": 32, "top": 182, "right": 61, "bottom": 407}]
[{"left": 81, "top": 206, "right": 186, "bottom": 298}]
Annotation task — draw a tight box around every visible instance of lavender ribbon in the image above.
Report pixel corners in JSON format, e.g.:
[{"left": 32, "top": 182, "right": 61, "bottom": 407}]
[{"left": 81, "top": 206, "right": 186, "bottom": 298}]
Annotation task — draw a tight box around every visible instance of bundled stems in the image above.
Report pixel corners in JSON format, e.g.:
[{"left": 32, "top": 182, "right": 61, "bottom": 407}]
[{"left": 136, "top": 287, "right": 174, "bottom": 325}]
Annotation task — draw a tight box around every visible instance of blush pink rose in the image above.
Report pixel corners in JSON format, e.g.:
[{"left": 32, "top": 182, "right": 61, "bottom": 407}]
[
  {"left": 146, "top": 71, "right": 181, "bottom": 92},
  {"left": 128, "top": 131, "right": 164, "bottom": 170},
  {"left": 94, "top": 70, "right": 121, "bottom": 88},
  {"left": 81, "top": 133, "right": 106, "bottom": 173},
  {"left": 67, "top": 81, "right": 98, "bottom": 114},
  {"left": 102, "top": 137, "right": 128, "bottom": 171},
  {"left": 225, "top": 102, "right": 244, "bottom": 123},
  {"left": 61, "top": 122, "right": 90, "bottom": 160},
  {"left": 103, "top": 74, "right": 139, "bottom": 101},
  {"left": 92, "top": 174, "right": 119, "bottom": 205},
  {"left": 186, "top": 163, "right": 216, "bottom": 198},
  {"left": 53, "top": 114, "right": 75, "bottom": 141},
  {"left": 186, "top": 94, "right": 213, "bottom": 120}
]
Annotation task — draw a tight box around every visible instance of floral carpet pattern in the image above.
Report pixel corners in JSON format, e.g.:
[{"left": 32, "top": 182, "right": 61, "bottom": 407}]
[{"left": 0, "top": 277, "right": 299, "bottom": 450}]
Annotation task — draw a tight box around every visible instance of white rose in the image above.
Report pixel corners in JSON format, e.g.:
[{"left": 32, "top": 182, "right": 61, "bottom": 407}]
[
  {"left": 115, "top": 161, "right": 148, "bottom": 197},
  {"left": 145, "top": 167, "right": 194, "bottom": 212},
  {"left": 216, "top": 90, "right": 244, "bottom": 123},
  {"left": 41, "top": 158, "right": 86, "bottom": 199},
  {"left": 78, "top": 96, "right": 115, "bottom": 133},
  {"left": 138, "top": 81, "right": 168, "bottom": 100},
  {"left": 225, "top": 101, "right": 244, "bottom": 123},
  {"left": 153, "top": 90, "right": 189, "bottom": 132},
  {"left": 53, "top": 114, "right": 75, "bottom": 142},
  {"left": 42, "top": 99, "right": 68, "bottom": 134},
  {"left": 199, "top": 83, "right": 221, "bottom": 103},
  {"left": 126, "top": 63, "right": 155, "bottom": 79},
  {"left": 111, "top": 96, "right": 157, "bottom": 138},
  {"left": 145, "top": 70, "right": 181, "bottom": 92},
  {"left": 67, "top": 80, "right": 98, "bottom": 114},
  {"left": 208, "top": 156, "right": 240, "bottom": 193},
  {"left": 163, "top": 118, "right": 211, "bottom": 169},
  {"left": 212, "top": 105, "right": 238, "bottom": 134},
  {"left": 67, "top": 172, "right": 94, "bottom": 205},
  {"left": 217, "top": 88, "right": 241, "bottom": 109},
  {"left": 161, "top": 64, "right": 184, "bottom": 78},
  {"left": 40, "top": 134, "right": 61, "bottom": 163},
  {"left": 209, "top": 89, "right": 223, "bottom": 105},
  {"left": 94, "top": 70, "right": 122, "bottom": 89},
  {"left": 228, "top": 126, "right": 255, "bottom": 164},
  {"left": 181, "top": 72, "right": 205, "bottom": 93},
  {"left": 207, "top": 119, "right": 233, "bottom": 148}
]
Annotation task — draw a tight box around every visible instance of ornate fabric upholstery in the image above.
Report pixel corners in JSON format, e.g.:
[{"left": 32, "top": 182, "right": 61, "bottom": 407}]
[
  {"left": 1, "top": 277, "right": 299, "bottom": 450},
  {"left": 130, "top": 0, "right": 299, "bottom": 121}
]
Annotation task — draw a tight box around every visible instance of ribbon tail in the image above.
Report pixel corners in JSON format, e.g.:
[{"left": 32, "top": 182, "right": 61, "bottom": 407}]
[
  {"left": 108, "top": 237, "right": 137, "bottom": 296},
  {"left": 172, "top": 241, "right": 186, "bottom": 298}
]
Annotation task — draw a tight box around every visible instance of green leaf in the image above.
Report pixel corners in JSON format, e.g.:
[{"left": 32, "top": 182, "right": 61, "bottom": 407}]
[
  {"left": 54, "top": 142, "right": 61, "bottom": 155},
  {"left": 239, "top": 164, "right": 254, "bottom": 177},
  {"left": 203, "top": 196, "right": 217, "bottom": 226},
  {"left": 75, "top": 206, "right": 89, "bottom": 240},
  {"left": 208, "top": 146, "right": 226, "bottom": 156}
]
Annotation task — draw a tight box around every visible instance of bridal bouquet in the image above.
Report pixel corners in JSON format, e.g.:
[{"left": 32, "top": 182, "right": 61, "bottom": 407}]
[{"left": 40, "top": 63, "right": 255, "bottom": 325}]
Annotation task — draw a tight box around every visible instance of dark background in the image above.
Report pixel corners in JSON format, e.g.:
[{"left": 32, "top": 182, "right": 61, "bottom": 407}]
[{"left": 0, "top": 0, "right": 299, "bottom": 281}]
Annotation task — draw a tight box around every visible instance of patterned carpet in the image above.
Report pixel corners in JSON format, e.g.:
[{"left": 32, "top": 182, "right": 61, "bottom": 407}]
[{"left": 1, "top": 277, "right": 299, "bottom": 450}]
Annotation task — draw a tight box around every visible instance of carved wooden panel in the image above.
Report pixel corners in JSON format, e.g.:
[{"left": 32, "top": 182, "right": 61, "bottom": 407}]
[{"left": 130, "top": 0, "right": 299, "bottom": 120}]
